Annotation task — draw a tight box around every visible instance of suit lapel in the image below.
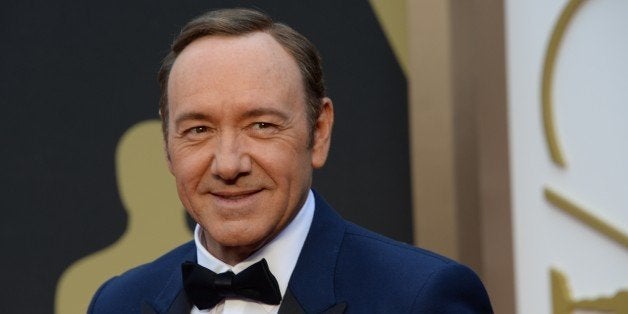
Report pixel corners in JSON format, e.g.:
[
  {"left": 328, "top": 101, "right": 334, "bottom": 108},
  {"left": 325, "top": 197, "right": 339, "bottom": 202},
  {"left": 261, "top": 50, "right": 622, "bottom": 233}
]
[
  {"left": 141, "top": 301, "right": 157, "bottom": 314},
  {"left": 279, "top": 288, "right": 347, "bottom": 314},
  {"left": 163, "top": 290, "right": 192, "bottom": 314},
  {"left": 278, "top": 288, "right": 306, "bottom": 314},
  {"left": 322, "top": 302, "right": 347, "bottom": 314},
  {"left": 142, "top": 243, "right": 196, "bottom": 314},
  {"left": 141, "top": 290, "right": 191, "bottom": 314},
  {"left": 281, "top": 191, "right": 347, "bottom": 313}
]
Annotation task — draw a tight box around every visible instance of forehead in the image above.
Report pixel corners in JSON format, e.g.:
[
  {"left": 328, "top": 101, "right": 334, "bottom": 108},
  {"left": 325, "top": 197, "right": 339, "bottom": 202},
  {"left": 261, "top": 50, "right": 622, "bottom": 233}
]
[{"left": 167, "top": 32, "right": 304, "bottom": 105}]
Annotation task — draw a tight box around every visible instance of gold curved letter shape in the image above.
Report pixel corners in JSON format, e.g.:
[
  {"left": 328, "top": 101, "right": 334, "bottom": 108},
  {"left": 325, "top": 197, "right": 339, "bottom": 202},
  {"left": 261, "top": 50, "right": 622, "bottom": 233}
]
[
  {"left": 542, "top": 0, "right": 587, "bottom": 167},
  {"left": 55, "top": 120, "right": 191, "bottom": 314},
  {"left": 543, "top": 2, "right": 628, "bottom": 312},
  {"left": 543, "top": 0, "right": 628, "bottom": 256}
]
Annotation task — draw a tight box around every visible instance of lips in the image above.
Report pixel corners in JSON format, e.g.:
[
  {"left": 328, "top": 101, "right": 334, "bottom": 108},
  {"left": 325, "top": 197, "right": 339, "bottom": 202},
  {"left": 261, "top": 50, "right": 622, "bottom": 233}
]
[{"left": 210, "top": 189, "right": 263, "bottom": 200}]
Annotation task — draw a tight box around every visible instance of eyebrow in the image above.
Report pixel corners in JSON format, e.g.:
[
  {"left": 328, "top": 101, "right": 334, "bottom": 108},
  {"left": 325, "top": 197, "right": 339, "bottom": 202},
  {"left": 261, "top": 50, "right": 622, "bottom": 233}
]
[
  {"left": 173, "top": 112, "right": 210, "bottom": 128},
  {"left": 241, "top": 107, "right": 290, "bottom": 121},
  {"left": 173, "top": 107, "right": 290, "bottom": 128}
]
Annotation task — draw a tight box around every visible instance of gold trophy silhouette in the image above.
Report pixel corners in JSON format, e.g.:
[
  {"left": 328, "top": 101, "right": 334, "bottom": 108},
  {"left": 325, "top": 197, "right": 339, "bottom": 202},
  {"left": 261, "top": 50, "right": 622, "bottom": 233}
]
[{"left": 55, "top": 120, "right": 191, "bottom": 314}]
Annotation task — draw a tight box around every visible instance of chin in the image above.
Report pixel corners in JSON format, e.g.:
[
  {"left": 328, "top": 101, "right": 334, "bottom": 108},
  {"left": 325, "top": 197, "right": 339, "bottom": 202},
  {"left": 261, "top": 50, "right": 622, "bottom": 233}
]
[{"left": 209, "top": 223, "right": 271, "bottom": 248}]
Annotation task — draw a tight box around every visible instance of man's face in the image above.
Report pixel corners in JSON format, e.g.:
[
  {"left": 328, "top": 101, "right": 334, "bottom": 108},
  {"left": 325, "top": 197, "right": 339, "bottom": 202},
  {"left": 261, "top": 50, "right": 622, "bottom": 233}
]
[{"left": 166, "top": 32, "right": 332, "bottom": 261}]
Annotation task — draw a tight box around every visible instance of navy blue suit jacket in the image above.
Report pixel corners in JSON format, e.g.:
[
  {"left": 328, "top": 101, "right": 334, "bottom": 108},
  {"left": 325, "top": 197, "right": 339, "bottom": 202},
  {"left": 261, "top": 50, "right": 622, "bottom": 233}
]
[{"left": 89, "top": 193, "right": 492, "bottom": 313}]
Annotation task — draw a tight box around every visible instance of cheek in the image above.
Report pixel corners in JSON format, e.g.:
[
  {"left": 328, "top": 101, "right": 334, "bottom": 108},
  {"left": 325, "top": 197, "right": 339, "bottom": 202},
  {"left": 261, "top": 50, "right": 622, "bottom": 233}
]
[
  {"left": 254, "top": 144, "right": 313, "bottom": 197},
  {"left": 254, "top": 137, "right": 308, "bottom": 164},
  {"left": 170, "top": 149, "right": 210, "bottom": 190},
  {"left": 254, "top": 149, "right": 301, "bottom": 186}
]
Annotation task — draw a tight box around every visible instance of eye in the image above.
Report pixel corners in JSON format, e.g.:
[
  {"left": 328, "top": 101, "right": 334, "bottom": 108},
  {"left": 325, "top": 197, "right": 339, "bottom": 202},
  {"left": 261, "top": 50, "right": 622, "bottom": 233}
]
[
  {"left": 252, "top": 122, "right": 274, "bottom": 129},
  {"left": 180, "top": 125, "right": 211, "bottom": 140},
  {"left": 189, "top": 126, "right": 207, "bottom": 134},
  {"left": 249, "top": 122, "right": 280, "bottom": 136}
]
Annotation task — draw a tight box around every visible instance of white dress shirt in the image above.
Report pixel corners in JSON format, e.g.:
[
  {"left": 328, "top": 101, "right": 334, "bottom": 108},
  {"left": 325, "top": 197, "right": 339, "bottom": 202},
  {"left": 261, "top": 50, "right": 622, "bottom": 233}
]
[{"left": 190, "top": 190, "right": 315, "bottom": 314}]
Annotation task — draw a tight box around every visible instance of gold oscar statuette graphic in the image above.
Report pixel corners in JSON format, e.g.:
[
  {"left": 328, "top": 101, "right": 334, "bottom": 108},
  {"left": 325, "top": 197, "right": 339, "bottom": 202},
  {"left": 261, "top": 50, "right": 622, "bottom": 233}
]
[
  {"left": 552, "top": 269, "right": 628, "bottom": 314},
  {"left": 542, "top": 0, "right": 628, "bottom": 313},
  {"left": 369, "top": 0, "right": 408, "bottom": 76},
  {"left": 55, "top": 120, "right": 192, "bottom": 314}
]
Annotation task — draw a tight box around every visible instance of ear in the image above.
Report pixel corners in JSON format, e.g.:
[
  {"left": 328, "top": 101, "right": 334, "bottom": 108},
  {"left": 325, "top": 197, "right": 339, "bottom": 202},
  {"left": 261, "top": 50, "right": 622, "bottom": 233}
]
[{"left": 311, "top": 97, "right": 334, "bottom": 169}]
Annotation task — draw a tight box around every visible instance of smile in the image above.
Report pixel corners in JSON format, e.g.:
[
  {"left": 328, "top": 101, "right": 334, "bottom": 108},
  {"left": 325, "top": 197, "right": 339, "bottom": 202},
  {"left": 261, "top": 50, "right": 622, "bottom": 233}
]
[{"left": 210, "top": 189, "right": 263, "bottom": 201}]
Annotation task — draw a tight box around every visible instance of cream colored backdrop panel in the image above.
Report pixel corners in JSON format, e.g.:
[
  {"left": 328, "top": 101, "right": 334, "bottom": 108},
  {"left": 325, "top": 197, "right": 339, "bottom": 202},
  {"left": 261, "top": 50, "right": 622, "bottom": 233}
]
[{"left": 506, "top": 0, "right": 628, "bottom": 313}]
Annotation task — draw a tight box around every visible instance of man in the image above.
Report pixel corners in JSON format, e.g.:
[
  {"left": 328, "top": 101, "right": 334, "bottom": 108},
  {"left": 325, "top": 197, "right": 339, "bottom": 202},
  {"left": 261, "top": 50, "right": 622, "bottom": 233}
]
[{"left": 89, "top": 8, "right": 492, "bottom": 313}]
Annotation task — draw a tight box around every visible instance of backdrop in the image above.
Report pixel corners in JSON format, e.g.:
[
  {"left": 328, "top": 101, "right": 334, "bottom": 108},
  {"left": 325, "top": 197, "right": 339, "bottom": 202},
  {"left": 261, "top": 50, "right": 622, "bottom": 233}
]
[{"left": 0, "top": 1, "right": 411, "bottom": 312}]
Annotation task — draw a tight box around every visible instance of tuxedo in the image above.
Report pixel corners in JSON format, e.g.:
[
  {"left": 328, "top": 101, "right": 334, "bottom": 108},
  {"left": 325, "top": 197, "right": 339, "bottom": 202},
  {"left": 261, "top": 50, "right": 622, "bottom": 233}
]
[{"left": 88, "top": 192, "right": 492, "bottom": 313}]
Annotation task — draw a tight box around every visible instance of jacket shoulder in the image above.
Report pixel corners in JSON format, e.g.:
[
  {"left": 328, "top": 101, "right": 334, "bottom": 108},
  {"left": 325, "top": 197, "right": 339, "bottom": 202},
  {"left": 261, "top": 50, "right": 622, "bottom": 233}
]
[
  {"left": 336, "top": 223, "right": 492, "bottom": 313},
  {"left": 341, "top": 221, "right": 455, "bottom": 270},
  {"left": 88, "top": 241, "right": 195, "bottom": 313}
]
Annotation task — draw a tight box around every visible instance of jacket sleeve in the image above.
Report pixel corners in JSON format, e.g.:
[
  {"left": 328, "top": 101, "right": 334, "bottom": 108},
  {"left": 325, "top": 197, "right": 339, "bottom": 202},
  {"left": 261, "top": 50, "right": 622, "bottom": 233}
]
[{"left": 410, "top": 263, "right": 493, "bottom": 314}]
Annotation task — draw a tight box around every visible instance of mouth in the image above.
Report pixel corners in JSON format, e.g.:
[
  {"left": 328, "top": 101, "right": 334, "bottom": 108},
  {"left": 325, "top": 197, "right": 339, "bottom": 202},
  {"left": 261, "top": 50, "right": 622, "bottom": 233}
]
[{"left": 210, "top": 189, "right": 263, "bottom": 201}]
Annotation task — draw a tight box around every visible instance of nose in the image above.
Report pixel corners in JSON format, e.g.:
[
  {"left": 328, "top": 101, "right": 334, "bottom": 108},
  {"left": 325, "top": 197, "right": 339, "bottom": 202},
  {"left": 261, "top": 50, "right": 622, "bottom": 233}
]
[{"left": 210, "top": 133, "right": 252, "bottom": 182}]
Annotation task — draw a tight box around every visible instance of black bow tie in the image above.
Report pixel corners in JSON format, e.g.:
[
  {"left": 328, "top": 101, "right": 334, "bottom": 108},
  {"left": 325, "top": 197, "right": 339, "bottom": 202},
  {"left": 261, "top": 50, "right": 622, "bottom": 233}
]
[{"left": 181, "top": 258, "right": 282, "bottom": 310}]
